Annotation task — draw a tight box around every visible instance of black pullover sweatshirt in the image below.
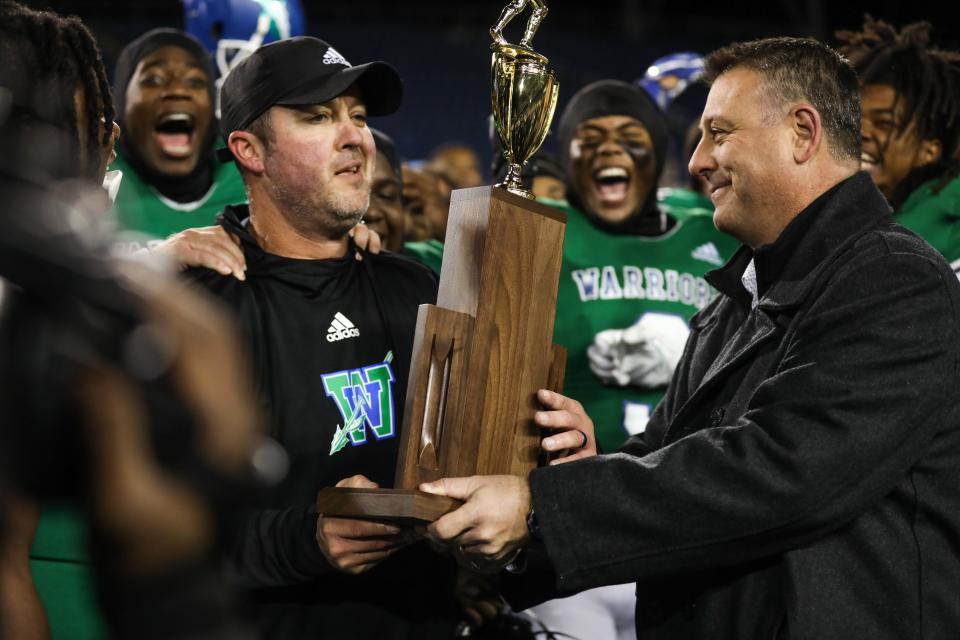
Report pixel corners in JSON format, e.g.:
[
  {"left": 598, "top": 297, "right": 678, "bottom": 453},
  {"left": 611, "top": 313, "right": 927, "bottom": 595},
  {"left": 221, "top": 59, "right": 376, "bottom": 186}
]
[{"left": 188, "top": 204, "right": 458, "bottom": 639}]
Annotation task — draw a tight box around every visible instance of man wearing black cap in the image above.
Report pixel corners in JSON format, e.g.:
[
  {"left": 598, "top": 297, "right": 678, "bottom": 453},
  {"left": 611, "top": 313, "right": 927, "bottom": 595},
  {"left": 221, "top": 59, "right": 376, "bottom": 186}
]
[
  {"left": 188, "top": 36, "right": 457, "bottom": 638},
  {"left": 110, "top": 28, "right": 248, "bottom": 251}
]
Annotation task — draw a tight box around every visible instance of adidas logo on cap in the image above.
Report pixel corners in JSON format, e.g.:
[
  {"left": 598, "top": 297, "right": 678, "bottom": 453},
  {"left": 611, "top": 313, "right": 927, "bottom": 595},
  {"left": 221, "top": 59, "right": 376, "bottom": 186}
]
[
  {"left": 322, "top": 47, "right": 350, "bottom": 67},
  {"left": 327, "top": 312, "right": 360, "bottom": 342}
]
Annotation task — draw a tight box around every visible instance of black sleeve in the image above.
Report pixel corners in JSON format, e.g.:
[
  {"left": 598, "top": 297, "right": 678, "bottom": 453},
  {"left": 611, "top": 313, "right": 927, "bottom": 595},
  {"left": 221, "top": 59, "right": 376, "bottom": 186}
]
[
  {"left": 227, "top": 506, "right": 332, "bottom": 589},
  {"left": 530, "top": 251, "right": 958, "bottom": 593},
  {"left": 498, "top": 546, "right": 565, "bottom": 611}
]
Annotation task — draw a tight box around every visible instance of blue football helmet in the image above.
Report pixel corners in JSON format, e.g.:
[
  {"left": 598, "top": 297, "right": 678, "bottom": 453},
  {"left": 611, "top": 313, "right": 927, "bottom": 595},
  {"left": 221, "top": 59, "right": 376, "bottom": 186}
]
[
  {"left": 183, "top": 0, "right": 306, "bottom": 79},
  {"left": 639, "top": 52, "right": 705, "bottom": 110}
]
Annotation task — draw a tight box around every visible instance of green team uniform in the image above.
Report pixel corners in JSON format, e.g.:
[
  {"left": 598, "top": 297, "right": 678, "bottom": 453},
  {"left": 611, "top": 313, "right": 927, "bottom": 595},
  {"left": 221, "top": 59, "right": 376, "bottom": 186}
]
[
  {"left": 30, "top": 509, "right": 105, "bottom": 639},
  {"left": 894, "top": 175, "right": 960, "bottom": 266},
  {"left": 403, "top": 239, "right": 445, "bottom": 274},
  {"left": 110, "top": 151, "right": 247, "bottom": 251},
  {"left": 550, "top": 189, "right": 739, "bottom": 452}
]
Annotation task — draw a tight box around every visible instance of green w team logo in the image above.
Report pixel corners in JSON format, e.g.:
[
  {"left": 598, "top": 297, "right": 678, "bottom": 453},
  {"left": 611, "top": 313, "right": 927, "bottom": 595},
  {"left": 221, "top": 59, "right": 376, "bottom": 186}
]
[{"left": 324, "top": 352, "right": 396, "bottom": 456}]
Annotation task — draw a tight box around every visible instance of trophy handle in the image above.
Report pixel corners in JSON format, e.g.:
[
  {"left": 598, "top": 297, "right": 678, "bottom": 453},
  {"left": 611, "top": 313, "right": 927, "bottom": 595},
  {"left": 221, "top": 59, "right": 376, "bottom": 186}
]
[{"left": 395, "top": 305, "right": 475, "bottom": 487}]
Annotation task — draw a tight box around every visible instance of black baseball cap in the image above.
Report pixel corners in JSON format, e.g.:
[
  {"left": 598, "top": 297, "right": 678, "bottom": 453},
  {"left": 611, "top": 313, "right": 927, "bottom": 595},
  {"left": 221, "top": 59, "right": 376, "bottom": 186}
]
[{"left": 220, "top": 36, "right": 402, "bottom": 145}]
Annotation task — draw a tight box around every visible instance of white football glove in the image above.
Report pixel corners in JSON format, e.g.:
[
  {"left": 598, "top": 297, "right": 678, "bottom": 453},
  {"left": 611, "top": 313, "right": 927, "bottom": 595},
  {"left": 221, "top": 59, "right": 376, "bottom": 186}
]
[{"left": 587, "top": 312, "right": 690, "bottom": 389}]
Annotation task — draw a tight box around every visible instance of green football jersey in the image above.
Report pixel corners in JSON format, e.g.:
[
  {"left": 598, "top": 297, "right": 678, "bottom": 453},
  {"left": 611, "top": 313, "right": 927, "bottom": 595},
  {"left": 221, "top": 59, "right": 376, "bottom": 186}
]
[
  {"left": 30, "top": 508, "right": 105, "bottom": 640},
  {"left": 110, "top": 151, "right": 247, "bottom": 251},
  {"left": 403, "top": 239, "right": 444, "bottom": 274},
  {"left": 550, "top": 190, "right": 739, "bottom": 452},
  {"left": 895, "top": 174, "right": 960, "bottom": 265}
]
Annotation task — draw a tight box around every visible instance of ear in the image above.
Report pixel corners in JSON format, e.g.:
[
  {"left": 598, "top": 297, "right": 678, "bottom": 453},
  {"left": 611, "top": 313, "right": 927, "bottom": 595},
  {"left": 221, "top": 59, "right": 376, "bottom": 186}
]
[
  {"left": 916, "top": 138, "right": 942, "bottom": 168},
  {"left": 105, "top": 121, "right": 121, "bottom": 167},
  {"left": 790, "top": 104, "right": 822, "bottom": 164},
  {"left": 228, "top": 130, "right": 266, "bottom": 174}
]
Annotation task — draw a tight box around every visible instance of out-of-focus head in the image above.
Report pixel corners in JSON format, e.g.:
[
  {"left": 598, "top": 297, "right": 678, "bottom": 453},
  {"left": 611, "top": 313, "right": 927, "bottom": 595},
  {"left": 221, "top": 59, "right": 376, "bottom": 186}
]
[
  {"left": 837, "top": 17, "right": 960, "bottom": 208},
  {"left": 426, "top": 143, "right": 483, "bottom": 190},
  {"left": 221, "top": 36, "right": 402, "bottom": 240},
  {"left": 690, "top": 37, "right": 861, "bottom": 248},
  {"left": 0, "top": 1, "right": 117, "bottom": 184},
  {"left": 113, "top": 29, "right": 215, "bottom": 178},
  {"left": 367, "top": 128, "right": 405, "bottom": 251},
  {"left": 529, "top": 152, "right": 566, "bottom": 201},
  {"left": 401, "top": 164, "right": 441, "bottom": 242},
  {"left": 639, "top": 51, "right": 710, "bottom": 191},
  {"left": 556, "top": 80, "right": 668, "bottom": 228},
  {"left": 184, "top": 0, "right": 306, "bottom": 82},
  {"left": 640, "top": 52, "right": 705, "bottom": 111}
]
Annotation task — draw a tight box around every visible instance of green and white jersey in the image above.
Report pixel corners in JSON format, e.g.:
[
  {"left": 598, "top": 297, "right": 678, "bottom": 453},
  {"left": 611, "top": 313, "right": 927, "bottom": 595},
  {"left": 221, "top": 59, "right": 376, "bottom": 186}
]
[
  {"left": 549, "top": 189, "right": 739, "bottom": 452},
  {"left": 403, "top": 238, "right": 444, "bottom": 274},
  {"left": 895, "top": 174, "right": 960, "bottom": 266},
  {"left": 110, "top": 151, "right": 247, "bottom": 252}
]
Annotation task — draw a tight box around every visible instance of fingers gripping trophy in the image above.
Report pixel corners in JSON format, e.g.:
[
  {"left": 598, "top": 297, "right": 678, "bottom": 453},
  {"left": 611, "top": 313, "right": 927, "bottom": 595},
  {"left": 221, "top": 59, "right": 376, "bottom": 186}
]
[
  {"left": 489, "top": 0, "right": 558, "bottom": 198},
  {"left": 317, "top": 2, "right": 566, "bottom": 525}
]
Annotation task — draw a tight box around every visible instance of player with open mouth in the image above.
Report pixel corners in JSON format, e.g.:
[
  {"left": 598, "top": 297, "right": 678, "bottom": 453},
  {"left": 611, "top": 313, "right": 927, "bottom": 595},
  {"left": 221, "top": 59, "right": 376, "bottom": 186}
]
[{"left": 109, "top": 28, "right": 247, "bottom": 250}]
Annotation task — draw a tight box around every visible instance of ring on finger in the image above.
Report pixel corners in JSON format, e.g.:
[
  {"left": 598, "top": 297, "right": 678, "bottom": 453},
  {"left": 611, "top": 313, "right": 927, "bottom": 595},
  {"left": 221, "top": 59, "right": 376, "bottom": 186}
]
[{"left": 575, "top": 429, "right": 588, "bottom": 449}]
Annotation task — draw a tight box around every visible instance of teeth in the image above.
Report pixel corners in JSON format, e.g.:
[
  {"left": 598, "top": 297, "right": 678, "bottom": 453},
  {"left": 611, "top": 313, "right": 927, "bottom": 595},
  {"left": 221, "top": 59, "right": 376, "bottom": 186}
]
[
  {"left": 860, "top": 153, "right": 876, "bottom": 165},
  {"left": 158, "top": 112, "right": 194, "bottom": 126},
  {"left": 596, "top": 167, "right": 628, "bottom": 180}
]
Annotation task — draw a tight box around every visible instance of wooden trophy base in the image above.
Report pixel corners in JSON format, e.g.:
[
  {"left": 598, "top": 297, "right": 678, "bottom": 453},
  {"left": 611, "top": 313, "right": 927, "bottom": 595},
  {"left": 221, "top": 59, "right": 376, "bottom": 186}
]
[
  {"left": 316, "top": 488, "right": 462, "bottom": 525},
  {"left": 316, "top": 187, "right": 566, "bottom": 525}
]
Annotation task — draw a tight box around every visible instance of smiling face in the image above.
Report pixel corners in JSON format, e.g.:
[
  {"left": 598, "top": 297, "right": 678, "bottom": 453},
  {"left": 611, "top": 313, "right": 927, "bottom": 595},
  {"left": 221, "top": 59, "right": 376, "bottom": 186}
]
[
  {"left": 689, "top": 67, "right": 796, "bottom": 248},
  {"left": 259, "top": 86, "right": 375, "bottom": 239},
  {"left": 860, "top": 83, "right": 940, "bottom": 202},
  {"left": 568, "top": 115, "right": 656, "bottom": 223},
  {"left": 364, "top": 150, "right": 405, "bottom": 251},
  {"left": 123, "top": 45, "right": 211, "bottom": 177}
]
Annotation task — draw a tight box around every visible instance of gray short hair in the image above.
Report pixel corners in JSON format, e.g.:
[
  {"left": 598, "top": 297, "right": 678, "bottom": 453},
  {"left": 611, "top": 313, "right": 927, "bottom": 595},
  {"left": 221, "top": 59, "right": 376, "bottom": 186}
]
[{"left": 704, "top": 37, "right": 861, "bottom": 162}]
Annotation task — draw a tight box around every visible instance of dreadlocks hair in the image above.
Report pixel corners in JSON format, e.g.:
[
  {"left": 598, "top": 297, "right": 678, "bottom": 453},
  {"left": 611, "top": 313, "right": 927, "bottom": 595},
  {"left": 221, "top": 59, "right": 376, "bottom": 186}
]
[
  {"left": 837, "top": 16, "right": 960, "bottom": 206},
  {"left": 0, "top": 0, "right": 114, "bottom": 181}
]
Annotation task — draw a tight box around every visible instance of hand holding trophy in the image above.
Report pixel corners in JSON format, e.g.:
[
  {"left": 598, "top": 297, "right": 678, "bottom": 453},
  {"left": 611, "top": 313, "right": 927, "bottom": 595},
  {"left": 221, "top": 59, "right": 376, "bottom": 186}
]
[{"left": 489, "top": 1, "right": 559, "bottom": 198}]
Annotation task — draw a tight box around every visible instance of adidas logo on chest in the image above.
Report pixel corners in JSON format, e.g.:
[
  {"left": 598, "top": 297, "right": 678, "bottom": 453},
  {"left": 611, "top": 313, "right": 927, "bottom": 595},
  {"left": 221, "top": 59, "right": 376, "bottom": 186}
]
[
  {"left": 691, "top": 242, "right": 723, "bottom": 266},
  {"left": 327, "top": 312, "right": 360, "bottom": 342}
]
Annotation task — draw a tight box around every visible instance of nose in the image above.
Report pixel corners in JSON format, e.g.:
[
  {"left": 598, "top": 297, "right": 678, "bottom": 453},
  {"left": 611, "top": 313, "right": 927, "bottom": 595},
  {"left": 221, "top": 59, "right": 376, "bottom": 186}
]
[
  {"left": 596, "top": 135, "right": 627, "bottom": 157},
  {"left": 859, "top": 118, "right": 876, "bottom": 145},
  {"left": 337, "top": 117, "right": 365, "bottom": 150},
  {"left": 161, "top": 77, "right": 193, "bottom": 101},
  {"left": 687, "top": 134, "right": 715, "bottom": 179}
]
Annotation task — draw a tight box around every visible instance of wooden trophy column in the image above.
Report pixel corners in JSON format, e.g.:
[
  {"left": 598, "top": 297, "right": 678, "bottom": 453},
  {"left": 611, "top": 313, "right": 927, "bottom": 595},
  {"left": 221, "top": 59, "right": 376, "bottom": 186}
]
[{"left": 317, "top": 186, "right": 566, "bottom": 523}]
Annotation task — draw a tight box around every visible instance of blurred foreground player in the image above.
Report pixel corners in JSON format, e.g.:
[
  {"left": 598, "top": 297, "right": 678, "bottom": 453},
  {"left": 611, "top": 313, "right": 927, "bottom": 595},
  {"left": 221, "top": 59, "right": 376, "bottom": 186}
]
[{"left": 0, "top": 4, "right": 265, "bottom": 639}]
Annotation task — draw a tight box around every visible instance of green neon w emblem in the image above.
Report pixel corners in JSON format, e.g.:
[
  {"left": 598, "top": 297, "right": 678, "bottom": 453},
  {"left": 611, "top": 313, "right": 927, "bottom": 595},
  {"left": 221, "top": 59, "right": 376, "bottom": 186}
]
[{"left": 324, "top": 352, "right": 396, "bottom": 456}]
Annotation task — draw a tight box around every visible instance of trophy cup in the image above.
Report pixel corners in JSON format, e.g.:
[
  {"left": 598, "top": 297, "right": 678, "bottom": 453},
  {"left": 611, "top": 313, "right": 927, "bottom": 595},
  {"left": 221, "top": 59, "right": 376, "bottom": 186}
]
[
  {"left": 490, "top": 1, "right": 558, "bottom": 198},
  {"left": 317, "top": 2, "right": 566, "bottom": 524}
]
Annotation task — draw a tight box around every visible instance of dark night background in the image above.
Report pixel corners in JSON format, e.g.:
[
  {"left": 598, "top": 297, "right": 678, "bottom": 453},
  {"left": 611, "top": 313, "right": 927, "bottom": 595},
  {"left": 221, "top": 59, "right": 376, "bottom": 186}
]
[{"left": 21, "top": 0, "right": 960, "bottom": 167}]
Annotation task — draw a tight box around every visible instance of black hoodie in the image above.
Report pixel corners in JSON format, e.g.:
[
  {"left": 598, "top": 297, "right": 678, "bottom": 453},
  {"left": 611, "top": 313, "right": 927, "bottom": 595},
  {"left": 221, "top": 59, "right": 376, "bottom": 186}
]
[{"left": 188, "top": 205, "right": 458, "bottom": 638}]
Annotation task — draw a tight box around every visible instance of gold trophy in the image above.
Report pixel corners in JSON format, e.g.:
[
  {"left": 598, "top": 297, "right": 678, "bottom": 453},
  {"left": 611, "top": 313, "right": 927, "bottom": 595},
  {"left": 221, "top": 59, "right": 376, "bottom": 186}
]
[{"left": 490, "top": 0, "right": 559, "bottom": 199}]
